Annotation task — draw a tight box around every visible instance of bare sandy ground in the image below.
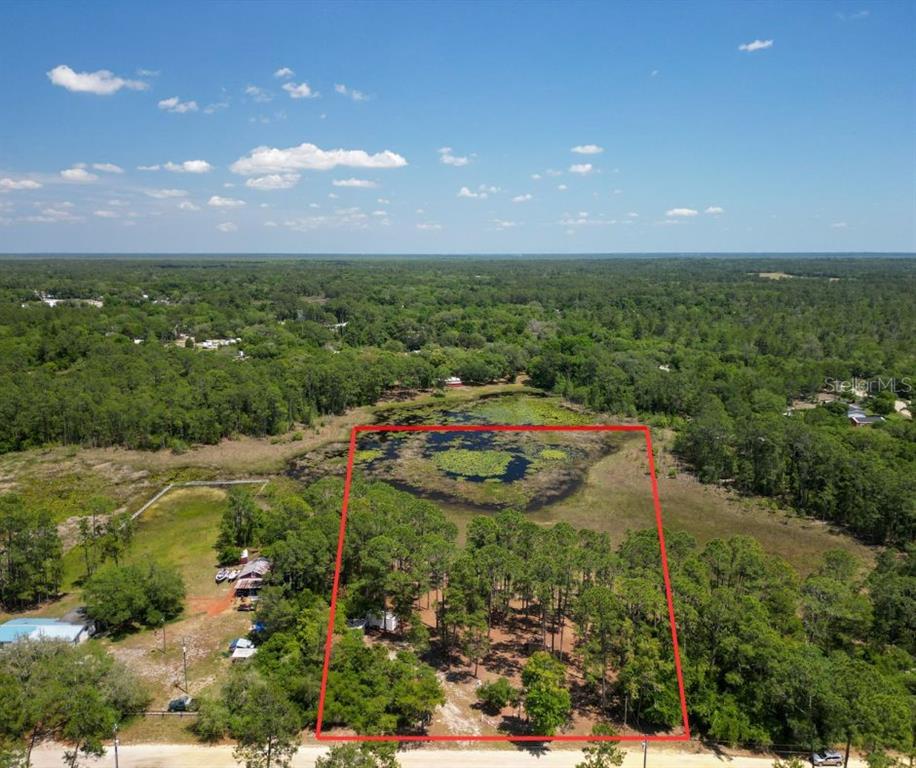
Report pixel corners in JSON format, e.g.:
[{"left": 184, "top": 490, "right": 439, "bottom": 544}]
[{"left": 29, "top": 743, "right": 867, "bottom": 768}]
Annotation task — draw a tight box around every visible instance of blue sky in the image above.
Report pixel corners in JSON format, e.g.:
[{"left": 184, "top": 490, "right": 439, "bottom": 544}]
[{"left": 0, "top": 0, "right": 913, "bottom": 253}]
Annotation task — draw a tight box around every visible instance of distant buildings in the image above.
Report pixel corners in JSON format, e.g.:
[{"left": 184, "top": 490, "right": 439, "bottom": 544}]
[
  {"left": 0, "top": 617, "right": 94, "bottom": 647},
  {"left": 847, "top": 403, "right": 885, "bottom": 427},
  {"left": 234, "top": 556, "right": 271, "bottom": 598},
  {"left": 444, "top": 376, "right": 463, "bottom": 387}
]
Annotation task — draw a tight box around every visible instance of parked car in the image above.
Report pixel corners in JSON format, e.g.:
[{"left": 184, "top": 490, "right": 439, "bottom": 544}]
[
  {"left": 229, "top": 637, "right": 254, "bottom": 652},
  {"left": 811, "top": 751, "right": 843, "bottom": 766},
  {"left": 167, "top": 694, "right": 197, "bottom": 713}
]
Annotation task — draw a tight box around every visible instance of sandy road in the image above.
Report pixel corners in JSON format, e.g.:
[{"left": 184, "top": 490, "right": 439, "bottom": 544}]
[{"left": 29, "top": 743, "right": 865, "bottom": 768}]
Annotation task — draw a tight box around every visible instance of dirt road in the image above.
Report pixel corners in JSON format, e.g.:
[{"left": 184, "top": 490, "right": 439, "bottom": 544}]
[{"left": 29, "top": 743, "right": 864, "bottom": 768}]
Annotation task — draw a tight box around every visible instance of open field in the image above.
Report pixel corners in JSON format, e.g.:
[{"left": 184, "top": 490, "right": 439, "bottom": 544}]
[{"left": 545, "top": 430, "right": 873, "bottom": 575}]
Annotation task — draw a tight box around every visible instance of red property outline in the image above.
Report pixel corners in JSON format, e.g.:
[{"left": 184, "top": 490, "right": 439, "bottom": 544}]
[{"left": 315, "top": 424, "right": 690, "bottom": 743}]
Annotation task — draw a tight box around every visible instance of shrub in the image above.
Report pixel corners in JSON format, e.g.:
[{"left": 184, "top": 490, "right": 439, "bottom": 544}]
[{"left": 477, "top": 677, "right": 516, "bottom": 712}]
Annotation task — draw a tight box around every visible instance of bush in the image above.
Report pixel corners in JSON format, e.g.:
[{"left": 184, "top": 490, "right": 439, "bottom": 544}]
[
  {"left": 193, "top": 698, "right": 229, "bottom": 742},
  {"left": 476, "top": 677, "right": 516, "bottom": 713}
]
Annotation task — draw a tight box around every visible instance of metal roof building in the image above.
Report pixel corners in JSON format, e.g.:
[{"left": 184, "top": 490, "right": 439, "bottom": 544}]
[{"left": 0, "top": 618, "right": 92, "bottom": 646}]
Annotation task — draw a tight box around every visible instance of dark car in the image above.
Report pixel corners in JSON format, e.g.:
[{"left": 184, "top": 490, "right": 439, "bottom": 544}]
[
  {"left": 811, "top": 751, "right": 843, "bottom": 767},
  {"left": 167, "top": 694, "right": 197, "bottom": 713}
]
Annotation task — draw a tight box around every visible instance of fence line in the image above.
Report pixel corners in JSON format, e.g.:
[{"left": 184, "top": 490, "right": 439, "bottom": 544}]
[{"left": 130, "top": 478, "right": 270, "bottom": 521}]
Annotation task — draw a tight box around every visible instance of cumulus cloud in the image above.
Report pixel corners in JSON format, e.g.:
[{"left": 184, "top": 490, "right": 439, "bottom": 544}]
[
  {"left": 569, "top": 163, "right": 593, "bottom": 175},
  {"left": 144, "top": 188, "right": 188, "bottom": 199},
  {"left": 282, "top": 82, "right": 318, "bottom": 99},
  {"left": 163, "top": 160, "right": 213, "bottom": 174},
  {"left": 705, "top": 206, "right": 725, "bottom": 215},
  {"left": 245, "top": 173, "right": 301, "bottom": 190},
  {"left": 60, "top": 166, "right": 98, "bottom": 182},
  {"left": 0, "top": 177, "right": 42, "bottom": 191},
  {"left": 512, "top": 193, "right": 533, "bottom": 203},
  {"left": 492, "top": 219, "right": 519, "bottom": 230},
  {"left": 273, "top": 67, "right": 295, "bottom": 79},
  {"left": 438, "top": 147, "right": 469, "bottom": 167},
  {"left": 208, "top": 195, "right": 246, "bottom": 208},
  {"left": 416, "top": 222, "right": 442, "bottom": 231},
  {"left": 571, "top": 144, "right": 604, "bottom": 155},
  {"left": 93, "top": 209, "right": 118, "bottom": 218},
  {"left": 332, "top": 178, "right": 377, "bottom": 188},
  {"left": 158, "top": 96, "right": 198, "bottom": 113},
  {"left": 245, "top": 85, "right": 273, "bottom": 103},
  {"left": 216, "top": 222, "right": 238, "bottom": 232},
  {"left": 178, "top": 200, "right": 200, "bottom": 211},
  {"left": 557, "top": 184, "right": 568, "bottom": 191},
  {"left": 47, "top": 65, "right": 148, "bottom": 95},
  {"left": 231, "top": 142, "right": 407, "bottom": 175},
  {"left": 666, "top": 207, "right": 698, "bottom": 217},
  {"left": 335, "top": 83, "right": 368, "bottom": 101},
  {"left": 831, "top": 221, "right": 848, "bottom": 228},
  {"left": 92, "top": 163, "right": 123, "bottom": 173},
  {"left": 738, "top": 39, "right": 774, "bottom": 52},
  {"left": 458, "top": 186, "right": 482, "bottom": 199},
  {"left": 137, "top": 164, "right": 161, "bottom": 171}
]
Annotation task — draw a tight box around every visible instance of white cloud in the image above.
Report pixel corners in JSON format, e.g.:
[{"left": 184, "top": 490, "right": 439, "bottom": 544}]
[
  {"left": 557, "top": 184, "right": 568, "bottom": 191},
  {"left": 216, "top": 222, "right": 238, "bottom": 232},
  {"left": 438, "top": 147, "right": 469, "bottom": 167},
  {"left": 162, "top": 160, "right": 212, "bottom": 174},
  {"left": 512, "top": 193, "right": 533, "bottom": 203},
  {"left": 178, "top": 200, "right": 200, "bottom": 211},
  {"left": 335, "top": 83, "right": 368, "bottom": 101},
  {"left": 569, "top": 163, "right": 593, "bottom": 175},
  {"left": 93, "top": 209, "right": 118, "bottom": 218},
  {"left": 458, "top": 186, "right": 483, "bottom": 199},
  {"left": 838, "top": 9, "right": 869, "bottom": 20},
  {"left": 47, "top": 65, "right": 148, "bottom": 95},
  {"left": 208, "top": 195, "right": 246, "bottom": 208},
  {"left": 416, "top": 222, "right": 442, "bottom": 231},
  {"left": 92, "top": 163, "right": 123, "bottom": 173},
  {"left": 831, "top": 221, "right": 848, "bottom": 228},
  {"left": 60, "top": 167, "right": 98, "bottom": 182},
  {"left": 137, "top": 164, "right": 161, "bottom": 171},
  {"left": 231, "top": 142, "right": 407, "bottom": 175},
  {"left": 203, "top": 99, "right": 230, "bottom": 114},
  {"left": 144, "top": 188, "right": 188, "bottom": 199},
  {"left": 377, "top": 197, "right": 390, "bottom": 204},
  {"left": 273, "top": 67, "right": 295, "bottom": 79},
  {"left": 627, "top": 211, "right": 639, "bottom": 218},
  {"left": 666, "top": 207, "right": 699, "bottom": 217},
  {"left": 704, "top": 206, "right": 725, "bottom": 215},
  {"left": 492, "top": 219, "right": 519, "bottom": 230},
  {"left": 245, "top": 173, "right": 301, "bottom": 190},
  {"left": 531, "top": 173, "right": 542, "bottom": 180},
  {"left": 158, "top": 96, "right": 198, "bottom": 113},
  {"left": 0, "top": 177, "right": 42, "bottom": 190},
  {"left": 245, "top": 85, "right": 273, "bottom": 103},
  {"left": 332, "top": 178, "right": 377, "bottom": 188},
  {"left": 107, "top": 199, "right": 129, "bottom": 207},
  {"left": 282, "top": 82, "right": 318, "bottom": 99},
  {"left": 571, "top": 144, "right": 604, "bottom": 155},
  {"left": 738, "top": 39, "right": 774, "bottom": 52}
]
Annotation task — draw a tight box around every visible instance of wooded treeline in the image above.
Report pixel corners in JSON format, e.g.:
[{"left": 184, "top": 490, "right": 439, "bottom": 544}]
[{"left": 1, "top": 258, "right": 912, "bottom": 546}]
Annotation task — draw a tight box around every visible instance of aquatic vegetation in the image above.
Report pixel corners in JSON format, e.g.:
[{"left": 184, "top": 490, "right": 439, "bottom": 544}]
[
  {"left": 538, "top": 448, "right": 568, "bottom": 461},
  {"left": 469, "top": 396, "right": 592, "bottom": 426},
  {"left": 433, "top": 448, "right": 514, "bottom": 478},
  {"left": 354, "top": 449, "right": 383, "bottom": 463}
]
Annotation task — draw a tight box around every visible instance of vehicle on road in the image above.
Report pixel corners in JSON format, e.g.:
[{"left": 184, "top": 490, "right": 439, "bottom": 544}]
[{"left": 811, "top": 751, "right": 843, "bottom": 767}]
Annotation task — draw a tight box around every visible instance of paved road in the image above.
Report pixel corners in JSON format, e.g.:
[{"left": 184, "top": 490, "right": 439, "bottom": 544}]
[{"left": 30, "top": 743, "right": 865, "bottom": 768}]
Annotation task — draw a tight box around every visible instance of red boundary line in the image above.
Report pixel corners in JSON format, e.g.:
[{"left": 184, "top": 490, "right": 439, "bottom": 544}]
[{"left": 315, "top": 424, "right": 690, "bottom": 743}]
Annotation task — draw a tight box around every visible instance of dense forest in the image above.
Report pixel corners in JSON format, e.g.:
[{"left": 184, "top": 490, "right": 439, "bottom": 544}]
[
  {"left": 189, "top": 479, "right": 913, "bottom": 757},
  {"left": 0, "top": 257, "right": 913, "bottom": 546}
]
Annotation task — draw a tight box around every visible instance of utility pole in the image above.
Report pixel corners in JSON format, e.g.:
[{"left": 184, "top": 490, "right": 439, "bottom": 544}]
[
  {"left": 113, "top": 724, "right": 119, "bottom": 768},
  {"left": 642, "top": 737, "right": 648, "bottom": 768},
  {"left": 181, "top": 639, "right": 189, "bottom": 694}
]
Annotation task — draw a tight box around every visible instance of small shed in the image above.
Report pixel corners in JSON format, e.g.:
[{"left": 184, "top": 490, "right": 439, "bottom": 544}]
[
  {"left": 444, "top": 376, "right": 463, "bottom": 388},
  {"left": 231, "top": 646, "right": 257, "bottom": 662},
  {"left": 365, "top": 612, "right": 399, "bottom": 632},
  {"left": 234, "top": 557, "right": 270, "bottom": 597}
]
